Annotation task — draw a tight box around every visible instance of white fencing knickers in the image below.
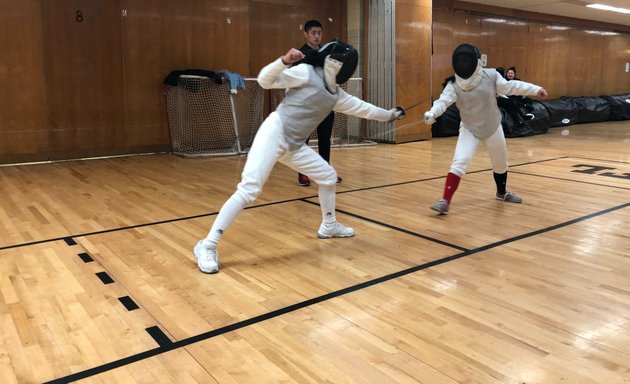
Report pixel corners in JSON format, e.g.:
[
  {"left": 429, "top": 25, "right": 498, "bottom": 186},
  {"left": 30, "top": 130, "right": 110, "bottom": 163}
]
[
  {"left": 204, "top": 113, "right": 338, "bottom": 247},
  {"left": 449, "top": 123, "right": 509, "bottom": 177}
]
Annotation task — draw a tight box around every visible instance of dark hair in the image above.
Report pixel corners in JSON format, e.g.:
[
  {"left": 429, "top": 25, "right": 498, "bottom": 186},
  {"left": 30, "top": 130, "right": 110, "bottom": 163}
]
[
  {"left": 496, "top": 67, "right": 505, "bottom": 78},
  {"left": 442, "top": 75, "right": 456, "bottom": 89},
  {"left": 507, "top": 66, "right": 516, "bottom": 73},
  {"left": 304, "top": 20, "right": 322, "bottom": 32}
]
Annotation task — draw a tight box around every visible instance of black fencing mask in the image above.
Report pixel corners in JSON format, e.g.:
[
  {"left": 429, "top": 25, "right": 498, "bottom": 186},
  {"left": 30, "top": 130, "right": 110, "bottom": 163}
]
[
  {"left": 318, "top": 39, "right": 358, "bottom": 84},
  {"left": 452, "top": 43, "right": 481, "bottom": 80}
]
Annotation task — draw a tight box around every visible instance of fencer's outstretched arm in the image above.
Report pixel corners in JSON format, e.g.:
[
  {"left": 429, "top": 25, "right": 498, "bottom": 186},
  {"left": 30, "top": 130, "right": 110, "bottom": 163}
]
[
  {"left": 423, "top": 82, "right": 457, "bottom": 124},
  {"left": 257, "top": 48, "right": 308, "bottom": 90},
  {"left": 495, "top": 75, "right": 548, "bottom": 98},
  {"left": 333, "top": 88, "right": 403, "bottom": 122}
]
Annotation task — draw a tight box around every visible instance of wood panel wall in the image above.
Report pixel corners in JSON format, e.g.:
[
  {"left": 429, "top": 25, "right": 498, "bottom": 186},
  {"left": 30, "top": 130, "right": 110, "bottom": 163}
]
[
  {"left": 0, "top": 0, "right": 344, "bottom": 164},
  {"left": 394, "top": 0, "right": 432, "bottom": 142},
  {"left": 1, "top": 1, "right": 628, "bottom": 163},
  {"left": 0, "top": 0, "right": 48, "bottom": 163},
  {"left": 431, "top": 8, "right": 630, "bottom": 101},
  {"left": 120, "top": 0, "right": 251, "bottom": 153},
  {"left": 249, "top": 1, "right": 344, "bottom": 75},
  {"left": 41, "top": 0, "right": 126, "bottom": 161}
]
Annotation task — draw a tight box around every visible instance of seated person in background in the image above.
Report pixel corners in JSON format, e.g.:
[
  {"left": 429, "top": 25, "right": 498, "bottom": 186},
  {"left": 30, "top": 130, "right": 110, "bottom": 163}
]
[
  {"left": 505, "top": 66, "right": 529, "bottom": 109},
  {"left": 496, "top": 67, "right": 531, "bottom": 125},
  {"left": 505, "top": 66, "right": 521, "bottom": 81}
]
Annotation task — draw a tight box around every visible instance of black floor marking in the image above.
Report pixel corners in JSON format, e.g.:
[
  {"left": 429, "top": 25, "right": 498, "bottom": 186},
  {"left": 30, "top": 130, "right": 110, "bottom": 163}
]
[
  {"left": 510, "top": 170, "right": 630, "bottom": 191},
  {"left": 145, "top": 326, "right": 172, "bottom": 347},
  {"left": 43, "top": 201, "right": 628, "bottom": 384},
  {"left": 0, "top": 212, "right": 221, "bottom": 252},
  {"left": 78, "top": 253, "right": 93, "bottom": 263},
  {"left": 336, "top": 175, "right": 445, "bottom": 195},
  {"left": 0, "top": 197, "right": 312, "bottom": 252},
  {"left": 470, "top": 202, "right": 628, "bottom": 252},
  {"left": 118, "top": 296, "right": 139, "bottom": 311},
  {"left": 571, "top": 156, "right": 630, "bottom": 165},
  {"left": 301, "top": 199, "right": 469, "bottom": 252},
  {"left": 0, "top": 155, "right": 569, "bottom": 252},
  {"left": 63, "top": 237, "right": 76, "bottom": 246},
  {"left": 511, "top": 155, "right": 569, "bottom": 166},
  {"left": 336, "top": 156, "right": 569, "bottom": 196},
  {"left": 95, "top": 272, "right": 115, "bottom": 285}
]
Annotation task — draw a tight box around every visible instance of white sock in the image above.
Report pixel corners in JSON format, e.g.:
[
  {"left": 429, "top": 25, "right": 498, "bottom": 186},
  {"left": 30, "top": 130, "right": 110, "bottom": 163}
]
[
  {"left": 319, "top": 184, "right": 336, "bottom": 225},
  {"left": 204, "top": 193, "right": 247, "bottom": 248}
]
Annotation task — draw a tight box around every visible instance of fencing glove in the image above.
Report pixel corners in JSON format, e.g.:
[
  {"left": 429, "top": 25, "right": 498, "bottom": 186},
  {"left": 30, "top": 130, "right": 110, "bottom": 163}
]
[
  {"left": 423, "top": 111, "right": 435, "bottom": 125},
  {"left": 388, "top": 106, "right": 406, "bottom": 122}
]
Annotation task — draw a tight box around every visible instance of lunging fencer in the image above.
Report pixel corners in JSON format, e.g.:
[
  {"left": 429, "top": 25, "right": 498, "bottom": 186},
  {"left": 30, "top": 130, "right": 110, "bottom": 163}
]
[
  {"left": 194, "top": 40, "right": 406, "bottom": 273},
  {"left": 423, "top": 43, "right": 548, "bottom": 215}
]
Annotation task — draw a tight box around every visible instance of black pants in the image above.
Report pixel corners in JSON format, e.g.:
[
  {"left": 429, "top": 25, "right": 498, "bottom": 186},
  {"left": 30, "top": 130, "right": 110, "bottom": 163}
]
[
  {"left": 299, "top": 112, "right": 335, "bottom": 178},
  {"left": 309, "top": 111, "right": 335, "bottom": 162}
]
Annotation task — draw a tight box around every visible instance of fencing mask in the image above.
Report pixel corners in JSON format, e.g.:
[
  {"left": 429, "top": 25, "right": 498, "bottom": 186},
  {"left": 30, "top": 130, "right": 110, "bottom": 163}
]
[
  {"left": 452, "top": 43, "right": 483, "bottom": 91},
  {"left": 318, "top": 39, "right": 358, "bottom": 85},
  {"left": 452, "top": 43, "right": 480, "bottom": 79}
]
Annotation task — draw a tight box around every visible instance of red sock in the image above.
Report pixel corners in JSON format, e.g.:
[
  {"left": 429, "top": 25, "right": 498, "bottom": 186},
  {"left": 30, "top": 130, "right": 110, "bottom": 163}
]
[{"left": 443, "top": 172, "right": 461, "bottom": 203}]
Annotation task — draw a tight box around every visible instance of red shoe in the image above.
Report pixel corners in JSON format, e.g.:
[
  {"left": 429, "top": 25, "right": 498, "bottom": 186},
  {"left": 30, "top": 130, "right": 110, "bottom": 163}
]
[{"left": 298, "top": 174, "right": 310, "bottom": 186}]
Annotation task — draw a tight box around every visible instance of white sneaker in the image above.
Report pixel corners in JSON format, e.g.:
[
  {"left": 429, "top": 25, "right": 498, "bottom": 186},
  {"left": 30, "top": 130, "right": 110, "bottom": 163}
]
[
  {"left": 194, "top": 240, "right": 219, "bottom": 273},
  {"left": 317, "top": 222, "right": 355, "bottom": 238}
]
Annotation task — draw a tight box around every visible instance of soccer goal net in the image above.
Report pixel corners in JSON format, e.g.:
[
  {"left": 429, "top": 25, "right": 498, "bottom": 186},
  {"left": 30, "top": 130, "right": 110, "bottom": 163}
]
[{"left": 165, "top": 75, "right": 263, "bottom": 157}]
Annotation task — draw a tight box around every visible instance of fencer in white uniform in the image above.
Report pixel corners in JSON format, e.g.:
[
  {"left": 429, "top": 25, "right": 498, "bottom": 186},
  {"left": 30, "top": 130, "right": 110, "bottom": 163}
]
[
  {"left": 423, "top": 43, "right": 548, "bottom": 215},
  {"left": 194, "top": 40, "right": 405, "bottom": 273}
]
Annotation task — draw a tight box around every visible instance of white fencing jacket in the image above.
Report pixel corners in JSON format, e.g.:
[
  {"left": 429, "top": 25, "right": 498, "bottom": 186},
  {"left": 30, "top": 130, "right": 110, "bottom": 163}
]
[
  {"left": 258, "top": 58, "right": 396, "bottom": 150},
  {"left": 429, "top": 69, "right": 542, "bottom": 139}
]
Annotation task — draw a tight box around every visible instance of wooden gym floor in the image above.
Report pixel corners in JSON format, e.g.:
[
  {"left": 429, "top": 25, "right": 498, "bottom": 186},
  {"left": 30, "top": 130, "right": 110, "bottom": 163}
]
[{"left": 0, "top": 121, "right": 628, "bottom": 383}]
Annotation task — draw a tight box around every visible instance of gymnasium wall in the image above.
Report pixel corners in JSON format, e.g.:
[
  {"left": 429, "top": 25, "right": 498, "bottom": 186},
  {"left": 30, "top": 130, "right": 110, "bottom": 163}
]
[
  {"left": 0, "top": 0, "right": 344, "bottom": 164},
  {"left": 395, "top": 0, "right": 432, "bottom": 142},
  {"left": 1, "top": 0, "right": 629, "bottom": 164},
  {"left": 431, "top": 3, "right": 630, "bottom": 101},
  {"left": 0, "top": 0, "right": 48, "bottom": 163}
]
